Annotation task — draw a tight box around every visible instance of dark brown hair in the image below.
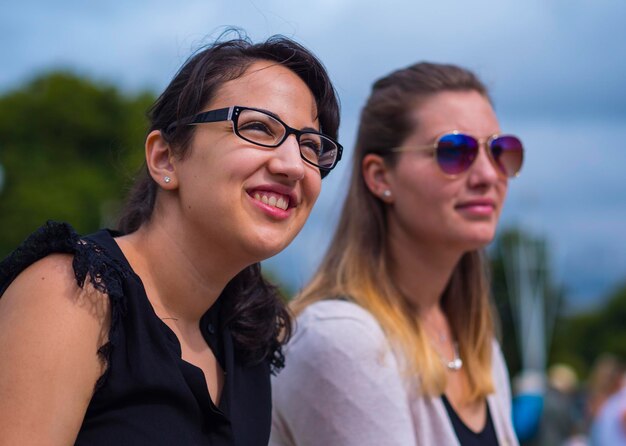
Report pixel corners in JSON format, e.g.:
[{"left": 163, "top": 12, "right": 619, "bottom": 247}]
[{"left": 118, "top": 32, "right": 340, "bottom": 372}]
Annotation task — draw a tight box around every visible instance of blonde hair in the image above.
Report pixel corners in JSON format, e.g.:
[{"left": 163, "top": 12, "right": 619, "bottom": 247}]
[{"left": 292, "top": 62, "right": 497, "bottom": 402}]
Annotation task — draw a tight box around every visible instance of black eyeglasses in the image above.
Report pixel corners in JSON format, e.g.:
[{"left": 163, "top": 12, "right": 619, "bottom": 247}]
[{"left": 166, "top": 105, "right": 343, "bottom": 174}]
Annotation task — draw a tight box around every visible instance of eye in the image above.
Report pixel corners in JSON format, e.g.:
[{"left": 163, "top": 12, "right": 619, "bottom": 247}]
[
  {"left": 299, "top": 136, "right": 322, "bottom": 161},
  {"left": 239, "top": 121, "right": 275, "bottom": 136},
  {"left": 318, "top": 148, "right": 337, "bottom": 167},
  {"left": 490, "top": 144, "right": 503, "bottom": 159}
]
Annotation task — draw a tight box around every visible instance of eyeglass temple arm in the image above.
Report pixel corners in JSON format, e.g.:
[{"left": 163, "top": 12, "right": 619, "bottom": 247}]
[
  {"left": 190, "top": 107, "right": 232, "bottom": 125},
  {"left": 165, "top": 107, "right": 233, "bottom": 133},
  {"left": 389, "top": 144, "right": 435, "bottom": 153}
]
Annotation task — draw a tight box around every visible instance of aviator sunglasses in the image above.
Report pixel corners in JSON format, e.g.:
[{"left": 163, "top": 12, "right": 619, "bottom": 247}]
[{"left": 391, "top": 131, "right": 524, "bottom": 178}]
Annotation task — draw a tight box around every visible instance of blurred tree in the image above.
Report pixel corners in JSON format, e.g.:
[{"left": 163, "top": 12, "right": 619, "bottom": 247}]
[
  {"left": 551, "top": 282, "right": 626, "bottom": 378},
  {"left": 0, "top": 71, "right": 154, "bottom": 257},
  {"left": 262, "top": 268, "right": 296, "bottom": 303},
  {"left": 491, "top": 228, "right": 626, "bottom": 381},
  {"left": 0, "top": 71, "right": 289, "bottom": 294}
]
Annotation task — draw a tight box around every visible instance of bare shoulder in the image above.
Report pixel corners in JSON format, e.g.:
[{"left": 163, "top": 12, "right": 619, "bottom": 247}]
[
  {"left": 0, "top": 253, "right": 111, "bottom": 444},
  {"left": 1, "top": 252, "right": 110, "bottom": 325}
]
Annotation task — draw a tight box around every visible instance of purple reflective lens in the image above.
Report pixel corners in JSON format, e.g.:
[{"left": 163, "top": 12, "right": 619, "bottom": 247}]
[
  {"left": 434, "top": 133, "right": 524, "bottom": 177},
  {"left": 489, "top": 135, "right": 524, "bottom": 177},
  {"left": 436, "top": 133, "right": 479, "bottom": 175}
]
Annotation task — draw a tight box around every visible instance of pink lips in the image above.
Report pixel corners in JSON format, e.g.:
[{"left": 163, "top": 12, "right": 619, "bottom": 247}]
[{"left": 455, "top": 199, "right": 496, "bottom": 217}]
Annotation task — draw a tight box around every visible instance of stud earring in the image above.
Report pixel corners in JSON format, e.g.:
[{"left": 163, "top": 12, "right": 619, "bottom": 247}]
[
  {"left": 382, "top": 190, "right": 392, "bottom": 198},
  {"left": 164, "top": 176, "right": 171, "bottom": 184}
]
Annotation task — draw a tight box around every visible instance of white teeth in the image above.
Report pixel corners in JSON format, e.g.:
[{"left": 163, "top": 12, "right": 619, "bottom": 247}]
[
  {"left": 276, "top": 197, "right": 287, "bottom": 210},
  {"left": 253, "top": 192, "right": 289, "bottom": 210}
]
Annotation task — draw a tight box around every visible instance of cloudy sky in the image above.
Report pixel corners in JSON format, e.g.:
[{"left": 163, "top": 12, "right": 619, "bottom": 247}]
[{"left": 2, "top": 0, "right": 625, "bottom": 311}]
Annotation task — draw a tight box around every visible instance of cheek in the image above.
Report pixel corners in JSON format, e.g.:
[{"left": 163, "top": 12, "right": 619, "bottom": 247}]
[
  {"left": 393, "top": 159, "right": 448, "bottom": 200},
  {"left": 303, "top": 171, "right": 322, "bottom": 206},
  {"left": 496, "top": 179, "right": 509, "bottom": 205},
  {"left": 484, "top": 181, "right": 508, "bottom": 230},
  {"left": 398, "top": 176, "right": 450, "bottom": 209}
]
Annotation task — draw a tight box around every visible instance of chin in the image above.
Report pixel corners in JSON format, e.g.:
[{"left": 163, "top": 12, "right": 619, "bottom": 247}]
[
  {"left": 454, "top": 227, "right": 497, "bottom": 252},
  {"left": 466, "top": 234, "right": 497, "bottom": 251},
  {"left": 245, "top": 234, "right": 294, "bottom": 263}
]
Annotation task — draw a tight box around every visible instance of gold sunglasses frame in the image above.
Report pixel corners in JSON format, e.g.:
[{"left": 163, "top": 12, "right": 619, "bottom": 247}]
[{"left": 389, "top": 130, "right": 523, "bottom": 179}]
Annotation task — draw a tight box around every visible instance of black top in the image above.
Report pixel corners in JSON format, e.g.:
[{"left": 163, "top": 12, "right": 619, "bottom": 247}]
[
  {"left": 441, "top": 394, "right": 499, "bottom": 446},
  {"left": 0, "top": 222, "right": 271, "bottom": 445}
]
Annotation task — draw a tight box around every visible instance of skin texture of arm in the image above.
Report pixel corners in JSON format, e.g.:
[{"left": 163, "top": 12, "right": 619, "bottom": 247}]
[
  {"left": 0, "top": 254, "right": 110, "bottom": 445},
  {"left": 270, "top": 300, "right": 417, "bottom": 446}
]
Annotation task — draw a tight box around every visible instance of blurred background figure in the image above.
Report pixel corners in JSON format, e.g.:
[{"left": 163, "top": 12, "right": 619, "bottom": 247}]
[
  {"left": 590, "top": 383, "right": 626, "bottom": 445},
  {"left": 584, "top": 353, "right": 626, "bottom": 446},
  {"left": 513, "top": 355, "right": 626, "bottom": 446},
  {"left": 513, "top": 363, "right": 587, "bottom": 446},
  {"left": 535, "top": 364, "right": 583, "bottom": 446},
  {"left": 512, "top": 369, "right": 546, "bottom": 443},
  {"left": 586, "top": 354, "right": 625, "bottom": 424}
]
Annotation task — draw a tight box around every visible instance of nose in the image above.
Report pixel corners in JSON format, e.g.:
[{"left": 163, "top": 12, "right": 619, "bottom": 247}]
[
  {"left": 268, "top": 134, "right": 306, "bottom": 180},
  {"left": 466, "top": 143, "right": 502, "bottom": 187}
]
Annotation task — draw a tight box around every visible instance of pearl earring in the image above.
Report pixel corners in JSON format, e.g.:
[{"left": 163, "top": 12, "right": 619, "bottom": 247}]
[
  {"left": 164, "top": 176, "right": 171, "bottom": 184},
  {"left": 382, "top": 190, "right": 392, "bottom": 198}
]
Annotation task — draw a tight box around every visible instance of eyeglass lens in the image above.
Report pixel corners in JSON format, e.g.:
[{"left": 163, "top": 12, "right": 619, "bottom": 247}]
[
  {"left": 235, "top": 109, "right": 338, "bottom": 169},
  {"left": 435, "top": 133, "right": 523, "bottom": 177}
]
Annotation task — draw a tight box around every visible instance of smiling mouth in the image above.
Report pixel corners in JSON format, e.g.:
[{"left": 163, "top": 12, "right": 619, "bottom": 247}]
[
  {"left": 252, "top": 191, "right": 290, "bottom": 211},
  {"left": 456, "top": 203, "right": 495, "bottom": 210}
]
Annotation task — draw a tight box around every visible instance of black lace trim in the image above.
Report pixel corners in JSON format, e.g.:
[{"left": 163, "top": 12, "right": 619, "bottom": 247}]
[{"left": 0, "top": 221, "right": 130, "bottom": 390}]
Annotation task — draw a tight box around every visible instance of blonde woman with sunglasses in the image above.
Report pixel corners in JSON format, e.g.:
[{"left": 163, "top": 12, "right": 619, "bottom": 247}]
[{"left": 271, "top": 62, "right": 522, "bottom": 446}]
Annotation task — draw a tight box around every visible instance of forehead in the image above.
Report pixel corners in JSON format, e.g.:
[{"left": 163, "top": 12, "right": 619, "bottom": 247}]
[
  {"left": 207, "top": 60, "right": 319, "bottom": 125},
  {"left": 408, "top": 90, "right": 499, "bottom": 141}
]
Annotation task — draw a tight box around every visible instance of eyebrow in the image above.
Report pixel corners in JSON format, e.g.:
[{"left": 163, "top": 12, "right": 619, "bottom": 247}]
[
  {"left": 255, "top": 107, "right": 280, "bottom": 120},
  {"left": 255, "top": 107, "right": 320, "bottom": 133}
]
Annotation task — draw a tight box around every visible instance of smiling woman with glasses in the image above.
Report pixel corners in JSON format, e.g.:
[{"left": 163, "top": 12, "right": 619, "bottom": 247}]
[
  {"left": 271, "top": 63, "right": 521, "bottom": 446},
  {"left": 0, "top": 32, "right": 340, "bottom": 445}
]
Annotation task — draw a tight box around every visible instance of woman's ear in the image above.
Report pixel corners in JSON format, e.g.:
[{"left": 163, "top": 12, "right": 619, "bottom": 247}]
[
  {"left": 362, "top": 153, "right": 394, "bottom": 203},
  {"left": 145, "top": 130, "right": 177, "bottom": 189}
]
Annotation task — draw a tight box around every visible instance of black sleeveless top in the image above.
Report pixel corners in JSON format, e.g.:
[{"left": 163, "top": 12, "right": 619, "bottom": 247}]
[
  {"left": 0, "top": 222, "right": 271, "bottom": 445},
  {"left": 441, "top": 394, "right": 499, "bottom": 446}
]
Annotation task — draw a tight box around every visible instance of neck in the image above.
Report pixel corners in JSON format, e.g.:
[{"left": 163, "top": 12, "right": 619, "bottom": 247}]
[
  {"left": 387, "top": 233, "right": 462, "bottom": 315},
  {"left": 116, "top": 216, "right": 248, "bottom": 324}
]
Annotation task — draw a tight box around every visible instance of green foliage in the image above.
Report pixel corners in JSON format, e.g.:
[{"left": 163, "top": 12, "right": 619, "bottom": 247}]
[
  {"left": 551, "top": 282, "right": 626, "bottom": 377},
  {"left": 490, "top": 227, "right": 626, "bottom": 381},
  {"left": 262, "top": 268, "right": 296, "bottom": 303},
  {"left": 0, "top": 71, "right": 155, "bottom": 257}
]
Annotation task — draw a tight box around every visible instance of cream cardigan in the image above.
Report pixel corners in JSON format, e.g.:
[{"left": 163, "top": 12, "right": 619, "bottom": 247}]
[{"left": 271, "top": 300, "right": 519, "bottom": 446}]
